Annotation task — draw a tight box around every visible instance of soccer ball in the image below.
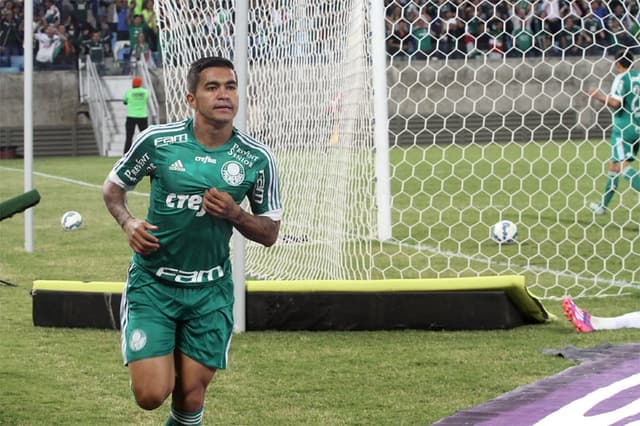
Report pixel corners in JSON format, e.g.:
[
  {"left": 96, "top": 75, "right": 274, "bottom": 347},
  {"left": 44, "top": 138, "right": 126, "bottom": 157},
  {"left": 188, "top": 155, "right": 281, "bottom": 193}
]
[
  {"left": 61, "top": 211, "right": 83, "bottom": 231},
  {"left": 490, "top": 220, "right": 518, "bottom": 244}
]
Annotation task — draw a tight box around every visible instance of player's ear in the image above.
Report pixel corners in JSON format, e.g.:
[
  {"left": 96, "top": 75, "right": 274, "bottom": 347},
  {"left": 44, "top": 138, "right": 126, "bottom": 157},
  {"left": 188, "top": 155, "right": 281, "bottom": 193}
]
[{"left": 186, "top": 92, "right": 196, "bottom": 109}]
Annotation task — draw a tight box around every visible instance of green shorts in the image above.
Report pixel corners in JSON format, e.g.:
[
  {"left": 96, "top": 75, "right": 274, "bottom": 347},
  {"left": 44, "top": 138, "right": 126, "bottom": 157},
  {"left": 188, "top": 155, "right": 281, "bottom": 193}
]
[
  {"left": 610, "top": 127, "right": 639, "bottom": 163},
  {"left": 120, "top": 264, "right": 234, "bottom": 369}
]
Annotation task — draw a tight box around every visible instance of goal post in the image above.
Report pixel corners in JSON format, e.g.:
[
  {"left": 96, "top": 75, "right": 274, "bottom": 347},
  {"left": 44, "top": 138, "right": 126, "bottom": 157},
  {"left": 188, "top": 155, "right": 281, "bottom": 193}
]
[{"left": 155, "top": 1, "right": 639, "bottom": 301}]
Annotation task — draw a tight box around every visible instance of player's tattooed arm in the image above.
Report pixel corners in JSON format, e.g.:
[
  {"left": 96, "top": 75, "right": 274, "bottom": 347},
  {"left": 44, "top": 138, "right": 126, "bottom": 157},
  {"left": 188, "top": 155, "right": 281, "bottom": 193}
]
[
  {"left": 203, "top": 187, "right": 280, "bottom": 247},
  {"left": 103, "top": 179, "right": 160, "bottom": 255}
]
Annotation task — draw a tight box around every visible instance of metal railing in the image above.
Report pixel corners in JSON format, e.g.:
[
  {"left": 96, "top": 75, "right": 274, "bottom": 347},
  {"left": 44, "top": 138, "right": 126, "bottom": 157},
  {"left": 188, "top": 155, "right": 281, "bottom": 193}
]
[{"left": 80, "top": 56, "right": 118, "bottom": 156}]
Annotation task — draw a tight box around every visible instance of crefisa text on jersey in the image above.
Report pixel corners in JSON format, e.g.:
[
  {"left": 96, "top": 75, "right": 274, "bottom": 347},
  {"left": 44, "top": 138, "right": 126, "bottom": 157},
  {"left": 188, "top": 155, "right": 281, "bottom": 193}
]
[{"left": 228, "top": 143, "right": 258, "bottom": 167}]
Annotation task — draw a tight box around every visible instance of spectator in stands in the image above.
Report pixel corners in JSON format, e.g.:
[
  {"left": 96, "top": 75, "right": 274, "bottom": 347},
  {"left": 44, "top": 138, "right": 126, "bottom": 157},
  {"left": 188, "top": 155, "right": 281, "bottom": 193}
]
[
  {"left": 0, "top": 9, "right": 22, "bottom": 66},
  {"left": 437, "top": 5, "right": 463, "bottom": 58},
  {"left": 122, "top": 75, "right": 148, "bottom": 154},
  {"left": 582, "top": 3, "right": 608, "bottom": 54},
  {"left": 387, "top": 18, "right": 413, "bottom": 59},
  {"left": 606, "top": 2, "right": 637, "bottom": 49},
  {"left": 34, "top": 23, "right": 62, "bottom": 69},
  {"left": 557, "top": 15, "right": 583, "bottom": 55},
  {"left": 462, "top": 3, "right": 484, "bottom": 58},
  {"left": 131, "top": 30, "right": 154, "bottom": 68},
  {"left": 82, "top": 30, "right": 107, "bottom": 73},
  {"left": 127, "top": 13, "right": 147, "bottom": 51},
  {"left": 54, "top": 23, "right": 76, "bottom": 68},
  {"left": 113, "top": 0, "right": 129, "bottom": 42},
  {"left": 140, "top": 0, "right": 157, "bottom": 51},
  {"left": 511, "top": 6, "right": 536, "bottom": 56},
  {"left": 43, "top": 0, "right": 61, "bottom": 26},
  {"left": 411, "top": 7, "right": 434, "bottom": 59}
]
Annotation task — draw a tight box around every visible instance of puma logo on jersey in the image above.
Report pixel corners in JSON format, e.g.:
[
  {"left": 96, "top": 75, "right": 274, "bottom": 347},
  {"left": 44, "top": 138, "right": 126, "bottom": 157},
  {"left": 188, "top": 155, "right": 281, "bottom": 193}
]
[{"left": 169, "top": 160, "right": 186, "bottom": 172}]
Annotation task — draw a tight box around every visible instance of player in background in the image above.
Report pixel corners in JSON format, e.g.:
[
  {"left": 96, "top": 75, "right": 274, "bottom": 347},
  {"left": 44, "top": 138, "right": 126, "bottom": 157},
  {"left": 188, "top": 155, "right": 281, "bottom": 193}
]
[
  {"left": 562, "top": 297, "right": 640, "bottom": 333},
  {"left": 588, "top": 49, "right": 640, "bottom": 215},
  {"left": 102, "top": 56, "right": 282, "bottom": 425}
]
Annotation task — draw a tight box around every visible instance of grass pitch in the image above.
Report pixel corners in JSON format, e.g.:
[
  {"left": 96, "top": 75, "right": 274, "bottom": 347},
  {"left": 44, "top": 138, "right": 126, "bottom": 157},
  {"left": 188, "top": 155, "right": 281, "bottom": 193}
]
[{"left": 0, "top": 156, "right": 639, "bottom": 425}]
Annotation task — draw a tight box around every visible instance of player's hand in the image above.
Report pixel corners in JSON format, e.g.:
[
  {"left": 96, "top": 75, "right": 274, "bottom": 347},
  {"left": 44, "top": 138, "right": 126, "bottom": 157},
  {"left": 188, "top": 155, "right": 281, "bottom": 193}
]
[
  {"left": 587, "top": 87, "right": 598, "bottom": 97},
  {"left": 203, "top": 188, "right": 241, "bottom": 221},
  {"left": 122, "top": 218, "right": 159, "bottom": 255}
]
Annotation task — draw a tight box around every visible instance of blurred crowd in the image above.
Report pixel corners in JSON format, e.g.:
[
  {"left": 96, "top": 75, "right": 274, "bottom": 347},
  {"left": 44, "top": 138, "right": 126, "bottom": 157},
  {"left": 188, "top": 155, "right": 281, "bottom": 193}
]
[
  {"left": 4, "top": 0, "right": 640, "bottom": 73},
  {"left": 0, "top": 0, "right": 159, "bottom": 72},
  {"left": 385, "top": 0, "right": 640, "bottom": 59}
]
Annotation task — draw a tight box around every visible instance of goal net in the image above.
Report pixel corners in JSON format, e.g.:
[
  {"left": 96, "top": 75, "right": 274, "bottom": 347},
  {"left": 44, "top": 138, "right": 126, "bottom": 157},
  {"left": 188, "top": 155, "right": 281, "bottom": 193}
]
[{"left": 155, "top": 0, "right": 639, "bottom": 298}]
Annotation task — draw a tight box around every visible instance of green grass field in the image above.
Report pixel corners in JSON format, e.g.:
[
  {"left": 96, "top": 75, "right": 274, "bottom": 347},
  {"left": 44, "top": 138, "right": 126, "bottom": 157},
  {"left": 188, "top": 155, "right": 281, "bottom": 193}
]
[{"left": 1, "top": 154, "right": 639, "bottom": 425}]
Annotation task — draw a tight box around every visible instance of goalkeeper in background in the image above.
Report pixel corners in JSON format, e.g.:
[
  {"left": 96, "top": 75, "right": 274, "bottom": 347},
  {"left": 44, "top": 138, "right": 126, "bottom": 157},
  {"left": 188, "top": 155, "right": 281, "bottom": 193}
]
[
  {"left": 588, "top": 49, "right": 640, "bottom": 215},
  {"left": 103, "top": 56, "right": 282, "bottom": 425}
]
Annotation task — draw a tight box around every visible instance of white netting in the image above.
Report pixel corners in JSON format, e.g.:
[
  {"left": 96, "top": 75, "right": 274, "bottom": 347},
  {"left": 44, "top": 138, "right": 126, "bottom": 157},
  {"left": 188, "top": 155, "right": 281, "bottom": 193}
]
[
  {"left": 156, "top": 1, "right": 376, "bottom": 281},
  {"left": 156, "top": 0, "right": 640, "bottom": 298}
]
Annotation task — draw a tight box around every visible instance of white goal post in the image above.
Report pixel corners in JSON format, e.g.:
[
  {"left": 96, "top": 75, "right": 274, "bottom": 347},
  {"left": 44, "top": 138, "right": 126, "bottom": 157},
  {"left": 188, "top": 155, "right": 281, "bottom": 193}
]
[{"left": 155, "top": 0, "right": 639, "bottom": 305}]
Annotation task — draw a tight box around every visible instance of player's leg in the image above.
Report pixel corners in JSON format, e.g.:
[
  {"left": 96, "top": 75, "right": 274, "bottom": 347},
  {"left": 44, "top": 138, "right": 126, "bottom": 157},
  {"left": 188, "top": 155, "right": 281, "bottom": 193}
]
[
  {"left": 590, "top": 311, "right": 640, "bottom": 330},
  {"left": 168, "top": 285, "right": 234, "bottom": 425},
  {"left": 128, "top": 355, "right": 176, "bottom": 410},
  {"left": 618, "top": 128, "right": 640, "bottom": 191},
  {"left": 121, "top": 266, "right": 180, "bottom": 409},
  {"left": 591, "top": 160, "right": 620, "bottom": 214},
  {"left": 165, "top": 352, "right": 216, "bottom": 426},
  {"left": 562, "top": 297, "right": 595, "bottom": 332},
  {"left": 591, "top": 132, "right": 623, "bottom": 214}
]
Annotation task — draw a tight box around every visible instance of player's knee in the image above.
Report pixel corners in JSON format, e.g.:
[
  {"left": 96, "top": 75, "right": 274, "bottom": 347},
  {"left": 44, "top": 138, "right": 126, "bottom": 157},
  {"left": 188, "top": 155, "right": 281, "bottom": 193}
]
[{"left": 132, "top": 385, "right": 171, "bottom": 410}]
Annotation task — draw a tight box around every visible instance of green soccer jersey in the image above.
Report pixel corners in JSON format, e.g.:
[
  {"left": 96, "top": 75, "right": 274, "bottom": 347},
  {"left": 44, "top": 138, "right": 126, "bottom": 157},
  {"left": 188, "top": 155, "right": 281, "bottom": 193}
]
[
  {"left": 610, "top": 70, "right": 640, "bottom": 132},
  {"left": 108, "top": 118, "right": 282, "bottom": 286}
]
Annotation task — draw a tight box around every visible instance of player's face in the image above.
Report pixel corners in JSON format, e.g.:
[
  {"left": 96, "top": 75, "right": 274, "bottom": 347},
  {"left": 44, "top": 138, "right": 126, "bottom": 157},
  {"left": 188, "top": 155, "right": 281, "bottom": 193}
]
[{"left": 187, "top": 66, "right": 238, "bottom": 126}]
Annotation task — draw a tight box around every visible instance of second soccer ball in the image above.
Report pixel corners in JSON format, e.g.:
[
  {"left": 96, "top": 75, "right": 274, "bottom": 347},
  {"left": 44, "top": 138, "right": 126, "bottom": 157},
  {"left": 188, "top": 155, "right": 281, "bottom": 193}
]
[
  {"left": 490, "top": 220, "right": 518, "bottom": 244},
  {"left": 61, "top": 211, "right": 83, "bottom": 231}
]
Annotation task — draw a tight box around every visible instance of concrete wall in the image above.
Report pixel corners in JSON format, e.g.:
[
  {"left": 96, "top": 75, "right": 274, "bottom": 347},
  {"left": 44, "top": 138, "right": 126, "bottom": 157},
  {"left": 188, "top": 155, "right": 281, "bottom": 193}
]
[
  {"left": 0, "top": 56, "right": 614, "bottom": 131},
  {"left": 0, "top": 68, "right": 167, "bottom": 128}
]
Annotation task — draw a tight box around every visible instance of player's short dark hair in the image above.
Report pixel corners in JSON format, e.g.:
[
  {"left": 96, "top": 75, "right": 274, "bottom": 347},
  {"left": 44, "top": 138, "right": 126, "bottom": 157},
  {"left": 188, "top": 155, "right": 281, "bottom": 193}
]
[
  {"left": 615, "top": 49, "right": 634, "bottom": 69},
  {"left": 187, "top": 56, "right": 236, "bottom": 94}
]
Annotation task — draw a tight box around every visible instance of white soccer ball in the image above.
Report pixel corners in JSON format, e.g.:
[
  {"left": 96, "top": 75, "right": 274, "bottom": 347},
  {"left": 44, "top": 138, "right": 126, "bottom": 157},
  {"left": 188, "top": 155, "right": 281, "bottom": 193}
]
[
  {"left": 490, "top": 220, "right": 518, "bottom": 244},
  {"left": 61, "top": 211, "right": 83, "bottom": 231}
]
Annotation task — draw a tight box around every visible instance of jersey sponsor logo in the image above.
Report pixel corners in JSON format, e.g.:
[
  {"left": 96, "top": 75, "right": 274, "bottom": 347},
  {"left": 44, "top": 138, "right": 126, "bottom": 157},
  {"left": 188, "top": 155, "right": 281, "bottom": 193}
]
[
  {"left": 195, "top": 155, "right": 217, "bottom": 164},
  {"left": 155, "top": 265, "right": 224, "bottom": 283},
  {"left": 228, "top": 143, "right": 259, "bottom": 168},
  {"left": 169, "top": 160, "right": 186, "bottom": 172},
  {"left": 123, "top": 152, "right": 151, "bottom": 181},
  {"left": 154, "top": 133, "right": 188, "bottom": 147},
  {"left": 221, "top": 161, "right": 245, "bottom": 186},
  {"left": 253, "top": 170, "right": 265, "bottom": 204},
  {"left": 129, "top": 328, "right": 147, "bottom": 352},
  {"left": 166, "top": 193, "right": 206, "bottom": 216}
]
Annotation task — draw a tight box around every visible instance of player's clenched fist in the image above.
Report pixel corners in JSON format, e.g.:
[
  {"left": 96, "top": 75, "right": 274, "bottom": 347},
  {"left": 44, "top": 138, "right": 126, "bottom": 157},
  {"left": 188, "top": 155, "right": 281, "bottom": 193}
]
[{"left": 203, "top": 188, "right": 242, "bottom": 221}]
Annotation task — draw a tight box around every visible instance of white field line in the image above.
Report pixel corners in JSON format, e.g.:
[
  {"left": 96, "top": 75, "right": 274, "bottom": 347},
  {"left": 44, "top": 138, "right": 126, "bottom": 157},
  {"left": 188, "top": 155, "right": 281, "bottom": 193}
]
[
  {"left": 0, "top": 166, "right": 149, "bottom": 197},
  {"left": 389, "top": 239, "right": 637, "bottom": 290}
]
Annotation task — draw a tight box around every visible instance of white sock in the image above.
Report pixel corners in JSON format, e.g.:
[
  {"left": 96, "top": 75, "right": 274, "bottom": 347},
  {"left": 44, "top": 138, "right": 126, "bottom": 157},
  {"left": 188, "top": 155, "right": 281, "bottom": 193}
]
[{"left": 590, "top": 311, "right": 640, "bottom": 330}]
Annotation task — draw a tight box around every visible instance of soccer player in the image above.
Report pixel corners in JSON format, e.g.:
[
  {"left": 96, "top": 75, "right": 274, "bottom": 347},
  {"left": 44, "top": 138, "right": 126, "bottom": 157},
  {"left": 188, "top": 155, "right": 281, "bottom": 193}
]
[
  {"left": 102, "top": 56, "right": 282, "bottom": 425},
  {"left": 562, "top": 297, "right": 640, "bottom": 333},
  {"left": 587, "top": 50, "right": 640, "bottom": 215}
]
